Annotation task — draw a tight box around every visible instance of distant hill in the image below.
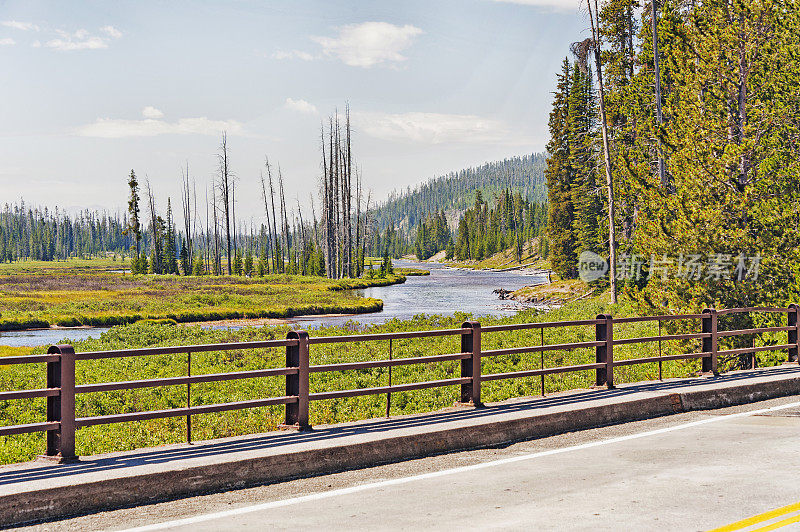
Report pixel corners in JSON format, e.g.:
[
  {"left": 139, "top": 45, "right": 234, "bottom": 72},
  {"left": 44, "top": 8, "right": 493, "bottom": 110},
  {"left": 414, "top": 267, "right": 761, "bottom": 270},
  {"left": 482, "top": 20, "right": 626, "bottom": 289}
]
[{"left": 371, "top": 153, "right": 547, "bottom": 235}]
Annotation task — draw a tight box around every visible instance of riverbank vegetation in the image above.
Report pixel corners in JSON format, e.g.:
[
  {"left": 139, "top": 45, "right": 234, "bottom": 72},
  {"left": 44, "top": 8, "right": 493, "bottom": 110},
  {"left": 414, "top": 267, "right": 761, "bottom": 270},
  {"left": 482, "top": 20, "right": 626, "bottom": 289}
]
[
  {"left": 1, "top": 289, "right": 790, "bottom": 464},
  {"left": 0, "top": 259, "right": 412, "bottom": 331}
]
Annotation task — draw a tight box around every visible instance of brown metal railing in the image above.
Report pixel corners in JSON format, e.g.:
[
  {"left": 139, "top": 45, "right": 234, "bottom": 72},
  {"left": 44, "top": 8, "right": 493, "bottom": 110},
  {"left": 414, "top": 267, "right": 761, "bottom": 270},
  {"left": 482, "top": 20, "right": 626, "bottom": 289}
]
[{"left": 1, "top": 305, "right": 798, "bottom": 462}]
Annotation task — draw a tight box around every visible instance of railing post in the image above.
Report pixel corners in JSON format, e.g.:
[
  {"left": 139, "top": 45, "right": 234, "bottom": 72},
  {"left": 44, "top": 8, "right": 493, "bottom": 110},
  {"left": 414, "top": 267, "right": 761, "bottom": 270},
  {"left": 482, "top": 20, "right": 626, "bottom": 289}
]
[
  {"left": 702, "top": 308, "right": 719, "bottom": 375},
  {"left": 45, "top": 345, "right": 76, "bottom": 462},
  {"left": 458, "top": 321, "right": 482, "bottom": 407},
  {"left": 283, "top": 330, "right": 311, "bottom": 431},
  {"left": 595, "top": 315, "right": 614, "bottom": 388},
  {"left": 788, "top": 304, "right": 799, "bottom": 364}
]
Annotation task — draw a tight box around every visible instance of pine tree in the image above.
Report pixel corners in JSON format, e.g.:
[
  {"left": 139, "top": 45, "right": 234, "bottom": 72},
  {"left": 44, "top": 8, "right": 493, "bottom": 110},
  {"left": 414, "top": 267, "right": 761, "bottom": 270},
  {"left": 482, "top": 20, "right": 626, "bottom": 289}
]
[
  {"left": 244, "top": 250, "right": 254, "bottom": 277},
  {"left": 126, "top": 170, "right": 143, "bottom": 273},
  {"left": 568, "top": 63, "right": 602, "bottom": 257},
  {"left": 546, "top": 59, "right": 578, "bottom": 279}
]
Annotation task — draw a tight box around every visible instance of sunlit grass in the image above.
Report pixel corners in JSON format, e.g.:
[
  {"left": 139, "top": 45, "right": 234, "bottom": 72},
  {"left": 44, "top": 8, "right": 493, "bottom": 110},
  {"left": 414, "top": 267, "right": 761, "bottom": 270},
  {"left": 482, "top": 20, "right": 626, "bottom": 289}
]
[
  {"left": 3, "top": 292, "right": 765, "bottom": 465},
  {"left": 0, "top": 260, "right": 411, "bottom": 329}
]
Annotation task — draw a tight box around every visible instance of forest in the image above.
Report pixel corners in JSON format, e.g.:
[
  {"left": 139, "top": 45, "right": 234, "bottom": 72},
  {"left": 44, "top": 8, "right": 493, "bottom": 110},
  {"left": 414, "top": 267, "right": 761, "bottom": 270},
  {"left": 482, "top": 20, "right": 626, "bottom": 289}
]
[
  {"left": 1, "top": 149, "right": 549, "bottom": 272},
  {"left": 372, "top": 153, "right": 547, "bottom": 241},
  {"left": 544, "top": 0, "right": 800, "bottom": 315},
  {"left": 0, "top": 203, "right": 128, "bottom": 262},
  {"left": 413, "top": 190, "right": 547, "bottom": 262}
]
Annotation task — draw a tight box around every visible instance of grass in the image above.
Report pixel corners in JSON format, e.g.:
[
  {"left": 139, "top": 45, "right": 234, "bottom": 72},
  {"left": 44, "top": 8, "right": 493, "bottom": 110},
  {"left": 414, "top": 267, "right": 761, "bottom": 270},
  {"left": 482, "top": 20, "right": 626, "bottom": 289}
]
[
  {"left": 511, "top": 279, "right": 592, "bottom": 305},
  {"left": 0, "top": 259, "right": 415, "bottom": 330},
  {"left": 3, "top": 289, "right": 788, "bottom": 465}
]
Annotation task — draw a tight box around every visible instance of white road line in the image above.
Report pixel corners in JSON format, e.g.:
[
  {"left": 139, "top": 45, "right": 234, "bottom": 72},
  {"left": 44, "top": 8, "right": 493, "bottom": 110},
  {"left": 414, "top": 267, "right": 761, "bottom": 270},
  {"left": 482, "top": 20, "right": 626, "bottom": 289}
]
[{"left": 120, "top": 400, "right": 800, "bottom": 532}]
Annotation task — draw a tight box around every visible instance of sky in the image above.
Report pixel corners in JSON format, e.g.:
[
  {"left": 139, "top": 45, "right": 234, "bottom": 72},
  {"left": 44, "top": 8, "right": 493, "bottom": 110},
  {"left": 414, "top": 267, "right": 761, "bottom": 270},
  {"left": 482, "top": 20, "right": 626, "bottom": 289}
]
[{"left": 0, "top": 0, "right": 589, "bottom": 221}]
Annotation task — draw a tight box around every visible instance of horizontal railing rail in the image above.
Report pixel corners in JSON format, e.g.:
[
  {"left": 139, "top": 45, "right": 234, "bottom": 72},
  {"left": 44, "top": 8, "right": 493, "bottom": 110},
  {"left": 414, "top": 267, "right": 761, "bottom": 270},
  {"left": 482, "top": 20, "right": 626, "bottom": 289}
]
[{"left": 1, "top": 305, "right": 798, "bottom": 462}]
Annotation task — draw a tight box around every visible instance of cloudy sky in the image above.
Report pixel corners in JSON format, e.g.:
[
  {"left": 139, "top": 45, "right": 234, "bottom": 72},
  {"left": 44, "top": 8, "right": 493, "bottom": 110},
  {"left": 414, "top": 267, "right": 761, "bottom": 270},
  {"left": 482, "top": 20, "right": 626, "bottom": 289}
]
[{"left": 0, "top": 0, "right": 587, "bottom": 219}]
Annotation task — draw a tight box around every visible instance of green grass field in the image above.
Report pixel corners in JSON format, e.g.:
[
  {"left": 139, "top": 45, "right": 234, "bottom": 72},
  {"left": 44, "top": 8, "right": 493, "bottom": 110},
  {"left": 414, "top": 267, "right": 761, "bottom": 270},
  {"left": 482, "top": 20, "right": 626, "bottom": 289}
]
[
  {"left": 0, "top": 259, "right": 414, "bottom": 330},
  {"left": 3, "top": 291, "right": 786, "bottom": 465},
  {"left": 0, "top": 259, "right": 790, "bottom": 464}
]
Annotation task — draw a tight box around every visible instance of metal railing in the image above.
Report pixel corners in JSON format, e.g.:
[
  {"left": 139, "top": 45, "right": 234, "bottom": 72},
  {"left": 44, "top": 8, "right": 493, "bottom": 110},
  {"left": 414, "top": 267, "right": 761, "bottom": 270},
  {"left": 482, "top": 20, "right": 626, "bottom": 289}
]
[{"left": 1, "top": 305, "right": 798, "bottom": 462}]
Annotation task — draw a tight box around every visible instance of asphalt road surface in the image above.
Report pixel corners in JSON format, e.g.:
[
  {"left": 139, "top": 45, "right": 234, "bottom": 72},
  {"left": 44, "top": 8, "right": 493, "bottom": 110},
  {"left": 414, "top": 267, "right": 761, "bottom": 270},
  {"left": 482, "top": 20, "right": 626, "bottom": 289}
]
[{"left": 20, "top": 395, "right": 800, "bottom": 531}]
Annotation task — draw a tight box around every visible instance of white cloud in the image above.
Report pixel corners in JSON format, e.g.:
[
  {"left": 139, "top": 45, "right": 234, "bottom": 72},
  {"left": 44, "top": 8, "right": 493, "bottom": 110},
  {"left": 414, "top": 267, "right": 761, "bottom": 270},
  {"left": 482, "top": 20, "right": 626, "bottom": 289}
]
[
  {"left": 312, "top": 22, "right": 422, "bottom": 68},
  {"left": 355, "top": 111, "right": 532, "bottom": 145},
  {"left": 141, "top": 106, "right": 164, "bottom": 119},
  {"left": 284, "top": 98, "right": 317, "bottom": 114},
  {"left": 492, "top": 0, "right": 580, "bottom": 11},
  {"left": 272, "top": 49, "right": 314, "bottom": 61},
  {"left": 0, "top": 38, "right": 15, "bottom": 46},
  {"left": 1, "top": 20, "right": 40, "bottom": 31},
  {"left": 44, "top": 26, "right": 122, "bottom": 51},
  {"left": 100, "top": 25, "right": 122, "bottom": 39},
  {"left": 75, "top": 116, "right": 244, "bottom": 138}
]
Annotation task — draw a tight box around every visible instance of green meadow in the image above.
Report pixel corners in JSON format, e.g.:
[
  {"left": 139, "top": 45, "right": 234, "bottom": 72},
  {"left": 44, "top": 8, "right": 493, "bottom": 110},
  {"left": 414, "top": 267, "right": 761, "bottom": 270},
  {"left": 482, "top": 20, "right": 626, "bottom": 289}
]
[
  {"left": 2, "top": 291, "right": 788, "bottom": 465},
  {"left": 0, "top": 259, "right": 416, "bottom": 330}
]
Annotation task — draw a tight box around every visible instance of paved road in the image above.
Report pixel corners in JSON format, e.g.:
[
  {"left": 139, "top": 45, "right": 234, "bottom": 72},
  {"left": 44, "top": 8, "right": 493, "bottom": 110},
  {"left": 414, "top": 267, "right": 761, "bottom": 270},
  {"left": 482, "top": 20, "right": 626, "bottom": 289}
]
[{"left": 22, "top": 395, "right": 800, "bottom": 531}]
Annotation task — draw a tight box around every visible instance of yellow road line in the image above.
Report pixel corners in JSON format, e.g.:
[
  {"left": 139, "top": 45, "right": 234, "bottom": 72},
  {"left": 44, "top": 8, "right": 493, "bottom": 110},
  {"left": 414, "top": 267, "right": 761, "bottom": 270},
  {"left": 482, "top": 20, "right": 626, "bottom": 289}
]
[
  {"left": 750, "top": 513, "right": 800, "bottom": 531},
  {"left": 709, "top": 501, "right": 800, "bottom": 531}
]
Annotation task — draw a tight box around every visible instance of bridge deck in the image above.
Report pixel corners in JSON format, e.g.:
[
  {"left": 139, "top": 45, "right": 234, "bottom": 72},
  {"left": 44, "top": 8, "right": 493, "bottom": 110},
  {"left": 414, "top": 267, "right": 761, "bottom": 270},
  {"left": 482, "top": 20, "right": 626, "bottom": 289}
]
[{"left": 2, "top": 365, "right": 800, "bottom": 527}]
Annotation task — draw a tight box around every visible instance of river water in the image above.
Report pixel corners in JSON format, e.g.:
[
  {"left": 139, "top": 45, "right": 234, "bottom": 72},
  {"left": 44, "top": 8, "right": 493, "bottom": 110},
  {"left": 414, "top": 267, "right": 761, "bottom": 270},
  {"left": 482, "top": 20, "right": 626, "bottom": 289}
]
[{"left": 0, "top": 261, "right": 547, "bottom": 347}]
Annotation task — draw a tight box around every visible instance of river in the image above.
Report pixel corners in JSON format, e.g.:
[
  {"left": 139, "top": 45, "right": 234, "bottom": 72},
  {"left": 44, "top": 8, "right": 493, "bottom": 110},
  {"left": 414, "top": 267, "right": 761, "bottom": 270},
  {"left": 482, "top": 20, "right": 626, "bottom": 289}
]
[{"left": 0, "top": 261, "right": 548, "bottom": 347}]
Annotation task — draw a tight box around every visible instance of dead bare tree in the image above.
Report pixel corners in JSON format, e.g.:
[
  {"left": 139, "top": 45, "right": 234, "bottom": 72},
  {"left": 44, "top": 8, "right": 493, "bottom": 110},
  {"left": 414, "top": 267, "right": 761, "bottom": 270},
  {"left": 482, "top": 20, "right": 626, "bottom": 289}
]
[
  {"left": 585, "top": 0, "right": 618, "bottom": 304},
  {"left": 211, "top": 186, "right": 221, "bottom": 275},
  {"left": 180, "top": 162, "right": 193, "bottom": 267},
  {"left": 278, "top": 165, "right": 290, "bottom": 269},
  {"left": 204, "top": 186, "right": 211, "bottom": 274},
  {"left": 296, "top": 197, "right": 307, "bottom": 275},
  {"left": 260, "top": 169, "right": 276, "bottom": 274},
  {"left": 217, "top": 132, "right": 233, "bottom": 274},
  {"left": 265, "top": 159, "right": 282, "bottom": 272},
  {"left": 344, "top": 104, "right": 353, "bottom": 277},
  {"left": 354, "top": 166, "right": 362, "bottom": 276},
  {"left": 144, "top": 178, "right": 162, "bottom": 274},
  {"left": 651, "top": 0, "right": 668, "bottom": 190}
]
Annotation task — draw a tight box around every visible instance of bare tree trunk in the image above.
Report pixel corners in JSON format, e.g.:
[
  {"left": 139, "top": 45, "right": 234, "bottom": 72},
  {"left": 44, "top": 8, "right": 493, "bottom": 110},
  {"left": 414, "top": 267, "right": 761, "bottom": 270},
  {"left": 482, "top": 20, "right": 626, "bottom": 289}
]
[
  {"left": 217, "top": 132, "right": 233, "bottom": 275},
  {"left": 181, "top": 162, "right": 193, "bottom": 267},
  {"left": 333, "top": 113, "right": 341, "bottom": 279},
  {"left": 344, "top": 104, "right": 353, "bottom": 277},
  {"left": 205, "top": 186, "right": 210, "bottom": 274},
  {"left": 231, "top": 180, "right": 237, "bottom": 255},
  {"left": 587, "top": 0, "right": 618, "bottom": 304},
  {"left": 354, "top": 166, "right": 362, "bottom": 276},
  {"left": 651, "top": 0, "right": 668, "bottom": 190},
  {"left": 327, "top": 118, "right": 337, "bottom": 278},
  {"left": 212, "top": 186, "right": 221, "bottom": 275},
  {"left": 310, "top": 193, "right": 319, "bottom": 248},
  {"left": 363, "top": 191, "right": 371, "bottom": 268},
  {"left": 278, "top": 165, "right": 290, "bottom": 269},
  {"left": 266, "top": 160, "right": 281, "bottom": 273},
  {"left": 320, "top": 124, "right": 331, "bottom": 277},
  {"left": 297, "top": 198, "right": 307, "bottom": 275},
  {"left": 145, "top": 178, "right": 161, "bottom": 274},
  {"left": 260, "top": 168, "right": 277, "bottom": 274}
]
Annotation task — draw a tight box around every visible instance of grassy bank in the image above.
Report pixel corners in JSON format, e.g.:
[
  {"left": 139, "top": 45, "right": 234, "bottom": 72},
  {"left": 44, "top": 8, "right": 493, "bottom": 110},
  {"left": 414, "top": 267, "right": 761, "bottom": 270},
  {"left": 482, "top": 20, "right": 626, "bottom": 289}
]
[
  {"left": 0, "top": 259, "right": 413, "bottom": 330},
  {"left": 443, "top": 238, "right": 551, "bottom": 271},
  {"left": 4, "top": 291, "right": 786, "bottom": 465}
]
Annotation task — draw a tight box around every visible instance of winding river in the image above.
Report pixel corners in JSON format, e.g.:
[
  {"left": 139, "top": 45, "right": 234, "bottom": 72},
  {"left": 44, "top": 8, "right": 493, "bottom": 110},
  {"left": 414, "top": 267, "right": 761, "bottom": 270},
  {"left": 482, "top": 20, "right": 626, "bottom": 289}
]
[{"left": 0, "top": 261, "right": 548, "bottom": 347}]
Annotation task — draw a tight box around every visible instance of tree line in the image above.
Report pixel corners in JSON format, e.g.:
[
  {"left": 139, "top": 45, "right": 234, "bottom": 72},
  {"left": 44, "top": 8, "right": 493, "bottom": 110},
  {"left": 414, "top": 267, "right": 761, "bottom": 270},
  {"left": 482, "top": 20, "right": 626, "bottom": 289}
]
[
  {"left": 0, "top": 202, "right": 129, "bottom": 262},
  {"left": 414, "top": 189, "right": 547, "bottom": 262}
]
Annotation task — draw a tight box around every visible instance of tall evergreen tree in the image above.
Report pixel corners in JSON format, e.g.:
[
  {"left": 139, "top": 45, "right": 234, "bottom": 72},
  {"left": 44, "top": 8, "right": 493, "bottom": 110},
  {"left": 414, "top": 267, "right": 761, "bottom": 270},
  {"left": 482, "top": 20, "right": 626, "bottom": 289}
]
[
  {"left": 568, "top": 63, "right": 602, "bottom": 257},
  {"left": 546, "top": 59, "right": 578, "bottom": 279}
]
